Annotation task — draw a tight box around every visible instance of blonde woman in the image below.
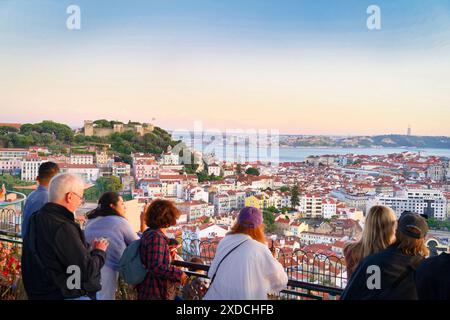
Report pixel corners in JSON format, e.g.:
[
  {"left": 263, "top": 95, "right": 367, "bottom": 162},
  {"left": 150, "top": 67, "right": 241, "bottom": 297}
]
[{"left": 343, "top": 205, "right": 397, "bottom": 279}]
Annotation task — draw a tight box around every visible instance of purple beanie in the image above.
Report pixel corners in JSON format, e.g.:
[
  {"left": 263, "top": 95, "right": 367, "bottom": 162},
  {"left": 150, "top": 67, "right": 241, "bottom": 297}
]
[{"left": 237, "top": 206, "right": 263, "bottom": 228}]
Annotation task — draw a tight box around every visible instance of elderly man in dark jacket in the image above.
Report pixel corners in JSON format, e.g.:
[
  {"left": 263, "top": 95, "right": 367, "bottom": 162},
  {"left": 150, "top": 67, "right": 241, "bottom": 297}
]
[{"left": 21, "top": 173, "right": 109, "bottom": 300}]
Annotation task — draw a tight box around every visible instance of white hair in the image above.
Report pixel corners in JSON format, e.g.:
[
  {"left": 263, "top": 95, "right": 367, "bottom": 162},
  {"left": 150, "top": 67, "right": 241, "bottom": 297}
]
[{"left": 48, "top": 173, "right": 85, "bottom": 203}]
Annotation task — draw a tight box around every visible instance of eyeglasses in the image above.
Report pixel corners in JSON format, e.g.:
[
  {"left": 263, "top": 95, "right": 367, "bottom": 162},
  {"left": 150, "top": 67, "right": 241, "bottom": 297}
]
[{"left": 70, "top": 192, "right": 85, "bottom": 206}]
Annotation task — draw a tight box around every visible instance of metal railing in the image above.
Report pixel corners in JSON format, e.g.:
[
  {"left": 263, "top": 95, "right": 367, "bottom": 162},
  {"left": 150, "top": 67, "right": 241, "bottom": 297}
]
[
  {"left": 0, "top": 190, "right": 26, "bottom": 237},
  {"left": 171, "top": 260, "right": 344, "bottom": 300},
  {"left": 179, "top": 238, "right": 345, "bottom": 300}
]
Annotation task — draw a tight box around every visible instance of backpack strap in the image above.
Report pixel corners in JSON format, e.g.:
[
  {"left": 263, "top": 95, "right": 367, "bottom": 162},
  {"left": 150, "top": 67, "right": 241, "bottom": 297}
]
[{"left": 209, "top": 239, "right": 249, "bottom": 287}]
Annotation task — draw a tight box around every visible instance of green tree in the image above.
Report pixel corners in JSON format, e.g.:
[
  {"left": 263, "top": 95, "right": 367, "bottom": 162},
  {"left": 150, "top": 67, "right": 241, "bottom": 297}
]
[
  {"left": 0, "top": 174, "right": 35, "bottom": 191},
  {"left": 245, "top": 167, "right": 260, "bottom": 176},
  {"left": 263, "top": 210, "right": 276, "bottom": 233},
  {"left": 279, "top": 186, "right": 290, "bottom": 193},
  {"left": 196, "top": 171, "right": 209, "bottom": 182},
  {"left": 95, "top": 176, "right": 123, "bottom": 194},
  {"left": 19, "top": 123, "right": 34, "bottom": 135},
  {"left": 202, "top": 217, "right": 211, "bottom": 224},
  {"left": 0, "top": 126, "right": 19, "bottom": 134},
  {"left": 38, "top": 121, "right": 74, "bottom": 143},
  {"left": 84, "top": 185, "right": 101, "bottom": 202},
  {"left": 290, "top": 184, "right": 300, "bottom": 210},
  {"left": 93, "top": 119, "right": 111, "bottom": 128}
]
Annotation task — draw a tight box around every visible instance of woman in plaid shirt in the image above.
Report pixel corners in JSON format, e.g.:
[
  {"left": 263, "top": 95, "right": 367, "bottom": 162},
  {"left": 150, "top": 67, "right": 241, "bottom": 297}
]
[{"left": 137, "top": 200, "right": 187, "bottom": 300}]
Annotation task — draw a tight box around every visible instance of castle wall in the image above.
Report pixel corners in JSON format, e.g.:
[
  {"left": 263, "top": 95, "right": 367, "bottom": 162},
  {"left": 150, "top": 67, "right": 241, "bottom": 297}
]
[{"left": 93, "top": 128, "right": 114, "bottom": 137}]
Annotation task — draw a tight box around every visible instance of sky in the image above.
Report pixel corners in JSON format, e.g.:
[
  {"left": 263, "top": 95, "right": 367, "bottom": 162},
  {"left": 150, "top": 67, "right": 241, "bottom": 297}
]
[{"left": 0, "top": 0, "right": 450, "bottom": 136}]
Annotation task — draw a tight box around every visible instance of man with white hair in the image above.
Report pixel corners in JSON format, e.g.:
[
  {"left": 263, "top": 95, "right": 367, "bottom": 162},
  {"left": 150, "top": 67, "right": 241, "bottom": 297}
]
[{"left": 21, "top": 173, "right": 109, "bottom": 300}]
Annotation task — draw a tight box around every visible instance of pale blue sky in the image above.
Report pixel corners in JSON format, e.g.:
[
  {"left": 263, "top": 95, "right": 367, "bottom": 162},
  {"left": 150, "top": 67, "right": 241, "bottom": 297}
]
[{"left": 1, "top": 0, "right": 449, "bottom": 135}]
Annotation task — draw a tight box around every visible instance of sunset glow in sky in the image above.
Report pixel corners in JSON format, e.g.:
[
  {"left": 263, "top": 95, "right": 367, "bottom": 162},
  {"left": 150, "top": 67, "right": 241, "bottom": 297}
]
[{"left": 1, "top": 0, "right": 449, "bottom": 135}]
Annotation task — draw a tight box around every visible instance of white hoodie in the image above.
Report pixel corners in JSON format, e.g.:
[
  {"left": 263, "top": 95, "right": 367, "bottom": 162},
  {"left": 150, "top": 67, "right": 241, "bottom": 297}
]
[{"left": 203, "top": 233, "right": 288, "bottom": 300}]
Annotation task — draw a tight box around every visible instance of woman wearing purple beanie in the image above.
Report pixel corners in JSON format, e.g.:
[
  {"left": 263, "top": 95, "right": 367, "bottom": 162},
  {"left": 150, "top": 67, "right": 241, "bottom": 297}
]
[{"left": 203, "top": 206, "right": 288, "bottom": 300}]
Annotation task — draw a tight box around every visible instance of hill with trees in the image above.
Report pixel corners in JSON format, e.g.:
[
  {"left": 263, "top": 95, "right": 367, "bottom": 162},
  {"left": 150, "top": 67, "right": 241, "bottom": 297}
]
[{"left": 0, "top": 120, "right": 180, "bottom": 164}]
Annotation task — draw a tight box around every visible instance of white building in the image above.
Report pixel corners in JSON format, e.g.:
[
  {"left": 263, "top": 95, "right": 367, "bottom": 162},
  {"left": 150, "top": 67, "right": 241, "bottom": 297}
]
[
  {"left": 331, "top": 189, "right": 371, "bottom": 213},
  {"left": 21, "top": 156, "right": 45, "bottom": 181},
  {"left": 177, "top": 200, "right": 214, "bottom": 222},
  {"left": 213, "top": 190, "right": 246, "bottom": 215},
  {"left": 58, "top": 164, "right": 100, "bottom": 184},
  {"left": 138, "top": 179, "right": 163, "bottom": 198},
  {"left": 213, "top": 193, "right": 231, "bottom": 215},
  {"left": 322, "top": 198, "right": 337, "bottom": 219},
  {"left": 132, "top": 153, "right": 156, "bottom": 163},
  {"left": 248, "top": 176, "right": 274, "bottom": 190},
  {"left": 159, "top": 174, "right": 198, "bottom": 198},
  {"left": 70, "top": 154, "right": 94, "bottom": 165},
  {"left": 427, "top": 165, "right": 446, "bottom": 182},
  {"left": 299, "top": 232, "right": 344, "bottom": 245},
  {"left": 0, "top": 148, "right": 29, "bottom": 159},
  {"left": 184, "top": 186, "right": 209, "bottom": 203},
  {"left": 133, "top": 159, "right": 159, "bottom": 181},
  {"left": 198, "top": 223, "right": 229, "bottom": 240},
  {"left": 95, "top": 151, "right": 110, "bottom": 166},
  {"left": 223, "top": 166, "right": 235, "bottom": 177},
  {"left": 112, "top": 162, "right": 131, "bottom": 177},
  {"left": 0, "top": 158, "right": 22, "bottom": 174},
  {"left": 300, "top": 194, "right": 323, "bottom": 218},
  {"left": 208, "top": 163, "right": 222, "bottom": 176},
  {"left": 162, "top": 146, "right": 179, "bottom": 165},
  {"left": 367, "top": 188, "right": 448, "bottom": 220}
]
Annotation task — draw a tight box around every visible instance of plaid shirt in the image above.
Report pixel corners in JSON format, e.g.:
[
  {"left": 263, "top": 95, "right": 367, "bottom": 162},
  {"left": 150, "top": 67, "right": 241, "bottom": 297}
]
[{"left": 136, "top": 229, "right": 183, "bottom": 300}]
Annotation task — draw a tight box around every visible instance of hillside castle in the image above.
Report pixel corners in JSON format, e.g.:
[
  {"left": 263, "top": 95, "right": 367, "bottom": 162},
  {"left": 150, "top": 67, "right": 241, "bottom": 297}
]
[{"left": 83, "top": 120, "right": 154, "bottom": 137}]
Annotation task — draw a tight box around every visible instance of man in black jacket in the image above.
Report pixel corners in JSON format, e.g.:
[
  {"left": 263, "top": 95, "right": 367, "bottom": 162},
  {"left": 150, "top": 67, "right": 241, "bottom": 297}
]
[
  {"left": 341, "top": 212, "right": 428, "bottom": 300},
  {"left": 415, "top": 252, "right": 450, "bottom": 300},
  {"left": 21, "top": 173, "right": 109, "bottom": 300}
]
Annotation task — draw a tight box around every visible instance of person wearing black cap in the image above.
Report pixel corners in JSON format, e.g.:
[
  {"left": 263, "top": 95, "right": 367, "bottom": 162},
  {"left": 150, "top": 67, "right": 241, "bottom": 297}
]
[{"left": 341, "top": 212, "right": 429, "bottom": 300}]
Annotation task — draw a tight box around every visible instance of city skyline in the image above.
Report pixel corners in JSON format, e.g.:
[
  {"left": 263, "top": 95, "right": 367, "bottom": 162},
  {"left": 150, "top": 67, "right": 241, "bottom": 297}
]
[{"left": 1, "top": 0, "right": 450, "bottom": 135}]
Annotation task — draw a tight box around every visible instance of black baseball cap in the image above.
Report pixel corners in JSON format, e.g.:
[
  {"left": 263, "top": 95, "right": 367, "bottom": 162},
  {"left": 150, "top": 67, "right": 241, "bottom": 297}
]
[{"left": 398, "top": 212, "right": 428, "bottom": 239}]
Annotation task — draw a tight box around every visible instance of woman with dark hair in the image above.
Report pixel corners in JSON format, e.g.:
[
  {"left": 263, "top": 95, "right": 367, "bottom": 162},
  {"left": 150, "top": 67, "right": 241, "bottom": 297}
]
[
  {"left": 84, "top": 192, "right": 139, "bottom": 300},
  {"left": 136, "top": 199, "right": 187, "bottom": 300},
  {"left": 203, "top": 206, "right": 288, "bottom": 300}
]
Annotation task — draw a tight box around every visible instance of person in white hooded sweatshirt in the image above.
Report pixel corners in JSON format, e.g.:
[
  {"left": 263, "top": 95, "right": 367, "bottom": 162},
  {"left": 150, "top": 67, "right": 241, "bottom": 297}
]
[{"left": 204, "top": 206, "right": 288, "bottom": 300}]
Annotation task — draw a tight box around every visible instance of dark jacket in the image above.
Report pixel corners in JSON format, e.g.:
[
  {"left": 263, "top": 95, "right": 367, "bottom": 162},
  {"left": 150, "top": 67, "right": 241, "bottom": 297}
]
[
  {"left": 415, "top": 253, "right": 450, "bottom": 300},
  {"left": 341, "top": 245, "right": 423, "bottom": 300},
  {"left": 21, "top": 203, "right": 106, "bottom": 300}
]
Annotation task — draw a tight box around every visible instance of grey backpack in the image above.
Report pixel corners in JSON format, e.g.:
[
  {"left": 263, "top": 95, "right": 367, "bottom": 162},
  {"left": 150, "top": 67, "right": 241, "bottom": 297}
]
[{"left": 119, "top": 239, "right": 148, "bottom": 285}]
